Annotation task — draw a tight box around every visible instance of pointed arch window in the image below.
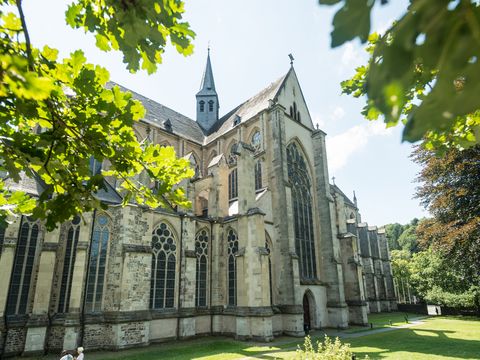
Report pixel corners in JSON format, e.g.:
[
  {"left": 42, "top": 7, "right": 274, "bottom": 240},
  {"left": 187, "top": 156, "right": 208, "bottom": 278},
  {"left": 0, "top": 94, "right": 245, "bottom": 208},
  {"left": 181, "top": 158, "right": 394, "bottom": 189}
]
[
  {"left": 58, "top": 216, "right": 81, "bottom": 313},
  {"left": 228, "top": 142, "right": 238, "bottom": 165},
  {"left": 195, "top": 229, "right": 209, "bottom": 307},
  {"left": 6, "top": 217, "right": 40, "bottom": 315},
  {"left": 254, "top": 160, "right": 262, "bottom": 190},
  {"left": 199, "top": 100, "right": 205, "bottom": 112},
  {"left": 151, "top": 222, "right": 176, "bottom": 309},
  {"left": 227, "top": 229, "right": 238, "bottom": 306},
  {"left": 190, "top": 155, "right": 201, "bottom": 178},
  {"left": 85, "top": 214, "right": 110, "bottom": 312},
  {"left": 251, "top": 130, "right": 261, "bottom": 152},
  {"left": 208, "top": 100, "right": 214, "bottom": 112},
  {"left": 287, "top": 143, "right": 317, "bottom": 280},
  {"left": 228, "top": 168, "right": 238, "bottom": 200}
]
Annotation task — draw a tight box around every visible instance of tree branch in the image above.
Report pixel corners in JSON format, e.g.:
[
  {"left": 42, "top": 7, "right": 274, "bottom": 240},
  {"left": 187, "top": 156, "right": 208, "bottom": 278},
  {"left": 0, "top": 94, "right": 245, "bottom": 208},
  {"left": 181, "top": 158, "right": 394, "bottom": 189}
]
[{"left": 16, "top": 0, "right": 34, "bottom": 70}]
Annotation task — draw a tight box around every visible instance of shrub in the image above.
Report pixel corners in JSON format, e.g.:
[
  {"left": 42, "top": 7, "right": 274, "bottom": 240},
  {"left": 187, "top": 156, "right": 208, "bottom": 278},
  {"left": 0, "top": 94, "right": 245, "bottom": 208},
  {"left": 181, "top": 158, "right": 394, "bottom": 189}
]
[{"left": 295, "top": 335, "right": 366, "bottom": 360}]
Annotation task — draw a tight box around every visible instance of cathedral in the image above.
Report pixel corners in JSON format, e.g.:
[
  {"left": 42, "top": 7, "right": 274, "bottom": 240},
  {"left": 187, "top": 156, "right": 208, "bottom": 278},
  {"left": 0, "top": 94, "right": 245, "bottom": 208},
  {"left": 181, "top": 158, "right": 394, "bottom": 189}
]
[{"left": 0, "top": 52, "right": 396, "bottom": 356}]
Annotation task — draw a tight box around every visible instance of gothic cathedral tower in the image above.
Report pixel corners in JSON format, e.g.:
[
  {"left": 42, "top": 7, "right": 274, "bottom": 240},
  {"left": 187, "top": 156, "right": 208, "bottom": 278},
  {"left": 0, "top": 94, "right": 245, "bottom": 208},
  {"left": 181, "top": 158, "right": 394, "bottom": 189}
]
[{"left": 196, "top": 50, "right": 219, "bottom": 132}]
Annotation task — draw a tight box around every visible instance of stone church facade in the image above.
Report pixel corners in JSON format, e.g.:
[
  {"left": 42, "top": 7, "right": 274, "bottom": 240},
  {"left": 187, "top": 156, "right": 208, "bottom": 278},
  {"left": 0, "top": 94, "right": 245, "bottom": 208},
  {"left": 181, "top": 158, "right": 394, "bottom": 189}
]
[{"left": 0, "top": 53, "right": 396, "bottom": 356}]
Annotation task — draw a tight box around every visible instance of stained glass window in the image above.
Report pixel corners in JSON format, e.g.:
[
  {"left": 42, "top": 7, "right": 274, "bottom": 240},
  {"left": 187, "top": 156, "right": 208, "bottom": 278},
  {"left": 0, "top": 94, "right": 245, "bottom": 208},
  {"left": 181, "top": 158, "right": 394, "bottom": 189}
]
[
  {"left": 227, "top": 229, "right": 238, "bottom": 306},
  {"left": 58, "top": 216, "right": 81, "bottom": 313},
  {"left": 151, "top": 222, "right": 176, "bottom": 309},
  {"left": 287, "top": 143, "right": 317, "bottom": 280},
  {"left": 195, "top": 229, "right": 209, "bottom": 307},
  {"left": 6, "top": 217, "right": 40, "bottom": 315},
  {"left": 85, "top": 214, "right": 110, "bottom": 312}
]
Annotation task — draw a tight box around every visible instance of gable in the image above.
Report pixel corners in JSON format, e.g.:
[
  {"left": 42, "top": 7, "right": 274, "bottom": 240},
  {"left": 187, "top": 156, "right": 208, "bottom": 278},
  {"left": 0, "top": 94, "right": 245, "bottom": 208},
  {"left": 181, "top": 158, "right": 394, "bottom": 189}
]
[{"left": 274, "top": 69, "right": 314, "bottom": 130}]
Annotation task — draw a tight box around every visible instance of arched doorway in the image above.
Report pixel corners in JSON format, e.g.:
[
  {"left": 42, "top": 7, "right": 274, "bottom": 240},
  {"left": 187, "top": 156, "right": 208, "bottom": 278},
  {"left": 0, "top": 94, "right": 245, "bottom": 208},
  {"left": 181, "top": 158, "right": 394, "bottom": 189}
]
[{"left": 303, "top": 293, "right": 311, "bottom": 332}]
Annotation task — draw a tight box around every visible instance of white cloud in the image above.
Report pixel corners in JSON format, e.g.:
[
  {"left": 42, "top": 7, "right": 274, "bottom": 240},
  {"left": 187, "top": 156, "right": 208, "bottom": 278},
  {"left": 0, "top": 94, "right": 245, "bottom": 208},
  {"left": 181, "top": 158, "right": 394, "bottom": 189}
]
[
  {"left": 341, "top": 43, "right": 359, "bottom": 67},
  {"left": 326, "top": 121, "right": 394, "bottom": 173},
  {"left": 331, "top": 106, "right": 345, "bottom": 121}
]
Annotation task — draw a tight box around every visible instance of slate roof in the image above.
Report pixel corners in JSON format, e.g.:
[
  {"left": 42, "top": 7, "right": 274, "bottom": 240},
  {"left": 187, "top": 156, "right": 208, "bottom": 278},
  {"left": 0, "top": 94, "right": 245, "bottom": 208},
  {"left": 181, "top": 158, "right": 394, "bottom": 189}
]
[
  {"left": 331, "top": 184, "right": 356, "bottom": 208},
  {"left": 4, "top": 172, "right": 45, "bottom": 197},
  {"left": 107, "top": 82, "right": 205, "bottom": 144},
  {"left": 205, "top": 72, "right": 289, "bottom": 142}
]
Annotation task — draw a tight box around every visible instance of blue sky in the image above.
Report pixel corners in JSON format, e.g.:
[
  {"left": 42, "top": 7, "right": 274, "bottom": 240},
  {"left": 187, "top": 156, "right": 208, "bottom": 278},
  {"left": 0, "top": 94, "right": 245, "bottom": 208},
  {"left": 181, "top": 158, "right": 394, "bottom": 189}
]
[{"left": 23, "top": 0, "right": 427, "bottom": 226}]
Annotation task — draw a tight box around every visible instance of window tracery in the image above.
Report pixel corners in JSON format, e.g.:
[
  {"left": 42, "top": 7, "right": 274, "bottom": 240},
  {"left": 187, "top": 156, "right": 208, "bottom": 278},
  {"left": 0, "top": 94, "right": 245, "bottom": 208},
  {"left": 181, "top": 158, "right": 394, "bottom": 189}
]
[
  {"left": 58, "top": 216, "right": 81, "bottom": 313},
  {"left": 85, "top": 214, "right": 110, "bottom": 312},
  {"left": 195, "top": 229, "right": 208, "bottom": 307},
  {"left": 227, "top": 229, "right": 238, "bottom": 306},
  {"left": 287, "top": 143, "right": 317, "bottom": 280},
  {"left": 6, "top": 217, "right": 40, "bottom": 315},
  {"left": 151, "top": 222, "right": 176, "bottom": 309}
]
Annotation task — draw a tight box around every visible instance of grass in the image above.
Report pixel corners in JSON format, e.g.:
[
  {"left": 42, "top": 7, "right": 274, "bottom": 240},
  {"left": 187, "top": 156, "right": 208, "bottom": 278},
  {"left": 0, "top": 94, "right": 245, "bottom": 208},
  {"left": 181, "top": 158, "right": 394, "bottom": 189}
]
[
  {"left": 15, "top": 315, "right": 480, "bottom": 360},
  {"left": 344, "top": 311, "right": 421, "bottom": 334}
]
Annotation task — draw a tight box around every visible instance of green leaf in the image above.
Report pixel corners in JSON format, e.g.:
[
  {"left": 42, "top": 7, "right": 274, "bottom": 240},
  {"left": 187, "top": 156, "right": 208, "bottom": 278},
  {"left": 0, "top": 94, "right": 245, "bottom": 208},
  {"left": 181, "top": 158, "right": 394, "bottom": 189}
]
[{"left": 330, "top": 0, "right": 373, "bottom": 47}]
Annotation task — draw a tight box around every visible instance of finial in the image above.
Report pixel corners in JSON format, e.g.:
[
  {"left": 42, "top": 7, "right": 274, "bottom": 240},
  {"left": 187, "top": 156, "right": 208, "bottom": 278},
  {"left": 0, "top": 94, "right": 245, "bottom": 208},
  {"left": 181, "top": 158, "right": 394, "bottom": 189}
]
[
  {"left": 288, "top": 53, "right": 294, "bottom": 66},
  {"left": 316, "top": 123, "right": 319, "bottom": 130},
  {"left": 207, "top": 41, "right": 211, "bottom": 54},
  {"left": 332, "top": 176, "right": 336, "bottom": 185}
]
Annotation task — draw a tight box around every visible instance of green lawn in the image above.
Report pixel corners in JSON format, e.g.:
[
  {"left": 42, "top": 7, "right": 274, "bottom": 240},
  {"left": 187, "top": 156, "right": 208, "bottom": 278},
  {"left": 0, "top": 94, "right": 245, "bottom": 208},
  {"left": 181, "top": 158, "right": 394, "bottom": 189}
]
[
  {"left": 345, "top": 311, "right": 421, "bottom": 334},
  {"left": 17, "top": 315, "right": 480, "bottom": 360}
]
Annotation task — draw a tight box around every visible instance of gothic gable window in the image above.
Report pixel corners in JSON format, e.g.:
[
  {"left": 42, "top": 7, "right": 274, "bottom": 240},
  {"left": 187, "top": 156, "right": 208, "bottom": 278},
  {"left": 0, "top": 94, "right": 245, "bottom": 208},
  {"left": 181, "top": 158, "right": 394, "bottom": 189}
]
[
  {"left": 228, "top": 168, "right": 238, "bottom": 200},
  {"left": 227, "top": 229, "right": 239, "bottom": 306},
  {"left": 58, "top": 216, "right": 81, "bottom": 313},
  {"left": 199, "top": 100, "right": 205, "bottom": 112},
  {"left": 228, "top": 142, "right": 238, "bottom": 165},
  {"left": 85, "top": 214, "right": 110, "bottom": 312},
  {"left": 6, "top": 217, "right": 40, "bottom": 315},
  {"left": 287, "top": 143, "right": 317, "bottom": 280},
  {"left": 208, "top": 100, "right": 214, "bottom": 112},
  {"left": 151, "top": 222, "right": 176, "bottom": 309},
  {"left": 254, "top": 160, "right": 262, "bottom": 190},
  {"left": 195, "top": 229, "right": 209, "bottom": 307},
  {"left": 251, "top": 130, "right": 261, "bottom": 152},
  {"left": 189, "top": 154, "right": 201, "bottom": 178}
]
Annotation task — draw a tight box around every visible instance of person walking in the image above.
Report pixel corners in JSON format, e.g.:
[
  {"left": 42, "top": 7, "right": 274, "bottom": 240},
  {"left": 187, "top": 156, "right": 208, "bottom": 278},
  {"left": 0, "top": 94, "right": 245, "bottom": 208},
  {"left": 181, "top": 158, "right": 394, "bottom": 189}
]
[{"left": 76, "top": 346, "right": 85, "bottom": 360}]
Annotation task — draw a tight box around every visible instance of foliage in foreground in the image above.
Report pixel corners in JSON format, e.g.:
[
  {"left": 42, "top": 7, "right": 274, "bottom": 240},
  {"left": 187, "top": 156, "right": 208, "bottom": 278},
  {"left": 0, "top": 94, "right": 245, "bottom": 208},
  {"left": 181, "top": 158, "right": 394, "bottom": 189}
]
[
  {"left": 0, "top": 0, "right": 196, "bottom": 229},
  {"left": 295, "top": 335, "right": 367, "bottom": 360},
  {"left": 319, "top": 0, "right": 480, "bottom": 151}
]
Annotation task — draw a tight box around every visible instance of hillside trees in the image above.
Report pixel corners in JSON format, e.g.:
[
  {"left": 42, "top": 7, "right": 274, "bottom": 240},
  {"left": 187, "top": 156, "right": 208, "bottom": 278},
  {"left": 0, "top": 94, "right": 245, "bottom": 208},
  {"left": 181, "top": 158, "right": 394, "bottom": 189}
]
[
  {"left": 0, "top": 0, "right": 195, "bottom": 229},
  {"left": 320, "top": 0, "right": 480, "bottom": 150},
  {"left": 413, "top": 144, "right": 480, "bottom": 309}
]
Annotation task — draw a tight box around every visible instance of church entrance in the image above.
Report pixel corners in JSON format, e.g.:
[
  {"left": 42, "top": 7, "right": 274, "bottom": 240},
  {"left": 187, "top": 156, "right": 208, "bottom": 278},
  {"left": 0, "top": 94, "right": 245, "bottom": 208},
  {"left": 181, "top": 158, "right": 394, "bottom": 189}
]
[{"left": 303, "top": 293, "right": 311, "bottom": 332}]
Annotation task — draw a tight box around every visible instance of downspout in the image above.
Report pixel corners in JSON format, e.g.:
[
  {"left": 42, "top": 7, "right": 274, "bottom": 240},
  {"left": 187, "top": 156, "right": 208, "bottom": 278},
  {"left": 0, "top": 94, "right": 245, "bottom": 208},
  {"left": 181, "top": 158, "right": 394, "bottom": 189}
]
[
  {"left": 176, "top": 213, "right": 185, "bottom": 340},
  {"left": 79, "top": 210, "right": 96, "bottom": 347}
]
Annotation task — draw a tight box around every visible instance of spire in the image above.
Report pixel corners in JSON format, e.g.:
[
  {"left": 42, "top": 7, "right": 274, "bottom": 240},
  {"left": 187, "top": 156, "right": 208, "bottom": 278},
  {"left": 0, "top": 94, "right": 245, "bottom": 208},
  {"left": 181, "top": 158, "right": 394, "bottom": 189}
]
[
  {"left": 197, "top": 49, "right": 217, "bottom": 96},
  {"left": 196, "top": 49, "right": 219, "bottom": 132},
  {"left": 353, "top": 191, "right": 358, "bottom": 207}
]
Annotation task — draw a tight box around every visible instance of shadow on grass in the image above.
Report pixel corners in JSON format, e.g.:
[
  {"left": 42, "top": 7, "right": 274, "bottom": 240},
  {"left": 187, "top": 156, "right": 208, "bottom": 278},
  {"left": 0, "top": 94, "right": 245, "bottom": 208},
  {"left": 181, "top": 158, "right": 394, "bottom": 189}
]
[{"left": 349, "top": 327, "right": 480, "bottom": 359}]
